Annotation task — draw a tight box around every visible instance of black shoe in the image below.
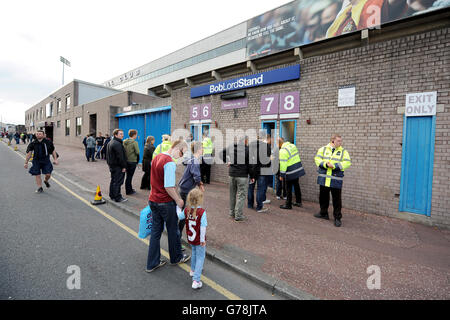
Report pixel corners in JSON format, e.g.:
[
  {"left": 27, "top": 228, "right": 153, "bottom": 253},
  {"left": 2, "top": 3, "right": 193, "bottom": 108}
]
[
  {"left": 234, "top": 216, "right": 248, "bottom": 222},
  {"left": 126, "top": 190, "right": 137, "bottom": 195},
  {"left": 35, "top": 187, "right": 43, "bottom": 193},
  {"left": 115, "top": 197, "right": 128, "bottom": 203},
  {"left": 146, "top": 260, "right": 167, "bottom": 273},
  {"left": 172, "top": 254, "right": 191, "bottom": 265},
  {"left": 293, "top": 202, "right": 302, "bottom": 207},
  {"left": 314, "top": 212, "right": 329, "bottom": 220},
  {"left": 280, "top": 204, "right": 292, "bottom": 209},
  {"left": 334, "top": 219, "right": 342, "bottom": 227},
  {"left": 44, "top": 180, "right": 50, "bottom": 188}
]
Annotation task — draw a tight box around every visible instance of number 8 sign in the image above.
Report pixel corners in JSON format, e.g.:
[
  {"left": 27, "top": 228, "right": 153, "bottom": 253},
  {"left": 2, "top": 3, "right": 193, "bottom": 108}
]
[{"left": 279, "top": 92, "right": 299, "bottom": 114}]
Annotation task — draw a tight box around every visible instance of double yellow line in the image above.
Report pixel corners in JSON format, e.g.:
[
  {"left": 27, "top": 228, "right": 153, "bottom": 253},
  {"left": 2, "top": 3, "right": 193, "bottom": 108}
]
[{"left": 10, "top": 144, "right": 241, "bottom": 300}]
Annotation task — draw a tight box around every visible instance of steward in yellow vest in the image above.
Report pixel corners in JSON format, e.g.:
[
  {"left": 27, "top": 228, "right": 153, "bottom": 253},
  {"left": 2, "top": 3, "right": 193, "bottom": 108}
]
[
  {"left": 314, "top": 134, "right": 352, "bottom": 227},
  {"left": 278, "top": 138, "right": 305, "bottom": 210},
  {"left": 201, "top": 133, "right": 213, "bottom": 183},
  {"left": 152, "top": 135, "right": 172, "bottom": 160}
]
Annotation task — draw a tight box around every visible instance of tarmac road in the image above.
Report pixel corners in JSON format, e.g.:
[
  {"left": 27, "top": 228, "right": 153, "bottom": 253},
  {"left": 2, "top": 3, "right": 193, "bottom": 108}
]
[{"left": 0, "top": 141, "right": 283, "bottom": 300}]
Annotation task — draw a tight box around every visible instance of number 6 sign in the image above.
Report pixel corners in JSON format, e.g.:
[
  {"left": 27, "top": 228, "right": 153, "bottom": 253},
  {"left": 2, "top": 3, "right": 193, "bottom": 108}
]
[
  {"left": 201, "top": 103, "right": 211, "bottom": 120},
  {"left": 191, "top": 104, "right": 211, "bottom": 121}
]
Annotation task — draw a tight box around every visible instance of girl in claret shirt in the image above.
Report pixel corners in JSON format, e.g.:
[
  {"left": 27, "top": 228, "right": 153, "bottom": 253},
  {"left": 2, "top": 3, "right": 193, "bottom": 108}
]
[{"left": 177, "top": 188, "right": 207, "bottom": 289}]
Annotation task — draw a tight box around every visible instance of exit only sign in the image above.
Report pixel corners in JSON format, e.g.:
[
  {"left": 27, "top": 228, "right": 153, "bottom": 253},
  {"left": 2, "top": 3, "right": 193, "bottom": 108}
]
[{"left": 405, "top": 92, "right": 437, "bottom": 117}]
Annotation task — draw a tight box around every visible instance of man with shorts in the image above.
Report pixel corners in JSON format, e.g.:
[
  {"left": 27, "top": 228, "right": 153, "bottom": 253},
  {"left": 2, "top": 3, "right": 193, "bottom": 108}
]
[{"left": 24, "top": 130, "right": 59, "bottom": 193}]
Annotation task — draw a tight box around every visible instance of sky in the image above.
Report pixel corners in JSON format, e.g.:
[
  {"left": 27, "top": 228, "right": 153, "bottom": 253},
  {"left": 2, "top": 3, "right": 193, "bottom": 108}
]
[{"left": 0, "top": 0, "right": 292, "bottom": 125}]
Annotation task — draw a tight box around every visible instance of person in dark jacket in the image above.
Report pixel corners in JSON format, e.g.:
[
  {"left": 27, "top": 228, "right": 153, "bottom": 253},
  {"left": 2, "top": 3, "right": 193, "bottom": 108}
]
[
  {"left": 140, "top": 136, "right": 155, "bottom": 190},
  {"left": 106, "top": 129, "right": 128, "bottom": 202},
  {"left": 221, "top": 136, "right": 256, "bottom": 222},
  {"left": 248, "top": 130, "right": 272, "bottom": 213},
  {"left": 24, "top": 129, "right": 59, "bottom": 193},
  {"left": 82, "top": 134, "right": 89, "bottom": 161},
  {"left": 177, "top": 141, "right": 205, "bottom": 242},
  {"left": 100, "top": 134, "right": 110, "bottom": 160}
]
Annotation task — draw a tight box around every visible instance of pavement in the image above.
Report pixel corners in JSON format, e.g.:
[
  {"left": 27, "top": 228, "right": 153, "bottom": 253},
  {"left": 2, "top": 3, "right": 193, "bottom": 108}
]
[{"left": 5, "top": 138, "right": 450, "bottom": 300}]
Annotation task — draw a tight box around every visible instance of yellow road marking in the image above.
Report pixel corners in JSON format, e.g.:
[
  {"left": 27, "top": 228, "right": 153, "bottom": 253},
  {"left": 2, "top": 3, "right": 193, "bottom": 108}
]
[{"left": 9, "top": 143, "right": 241, "bottom": 300}]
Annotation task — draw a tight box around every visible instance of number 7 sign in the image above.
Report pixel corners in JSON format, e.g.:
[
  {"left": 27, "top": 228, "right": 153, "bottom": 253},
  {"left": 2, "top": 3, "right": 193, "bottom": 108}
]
[{"left": 260, "top": 94, "right": 279, "bottom": 115}]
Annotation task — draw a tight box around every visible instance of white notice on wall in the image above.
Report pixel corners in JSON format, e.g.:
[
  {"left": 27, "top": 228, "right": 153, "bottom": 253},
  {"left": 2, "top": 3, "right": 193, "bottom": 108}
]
[
  {"left": 405, "top": 92, "right": 437, "bottom": 117},
  {"left": 338, "top": 85, "right": 355, "bottom": 107}
]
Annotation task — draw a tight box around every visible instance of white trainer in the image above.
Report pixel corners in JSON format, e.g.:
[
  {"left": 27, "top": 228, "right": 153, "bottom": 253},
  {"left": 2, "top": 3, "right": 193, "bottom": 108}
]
[{"left": 192, "top": 280, "right": 203, "bottom": 289}]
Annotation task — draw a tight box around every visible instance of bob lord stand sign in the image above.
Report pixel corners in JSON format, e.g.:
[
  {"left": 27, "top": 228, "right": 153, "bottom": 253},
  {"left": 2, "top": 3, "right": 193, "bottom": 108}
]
[
  {"left": 405, "top": 92, "right": 437, "bottom": 117},
  {"left": 190, "top": 65, "right": 300, "bottom": 98}
]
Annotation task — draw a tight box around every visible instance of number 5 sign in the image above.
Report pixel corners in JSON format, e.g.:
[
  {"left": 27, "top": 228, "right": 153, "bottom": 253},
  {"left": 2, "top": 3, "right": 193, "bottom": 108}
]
[{"left": 190, "top": 104, "right": 212, "bottom": 121}]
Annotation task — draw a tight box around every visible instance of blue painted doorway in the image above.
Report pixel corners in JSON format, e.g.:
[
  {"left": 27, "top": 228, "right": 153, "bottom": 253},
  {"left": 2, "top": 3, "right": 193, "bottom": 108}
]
[{"left": 399, "top": 116, "right": 436, "bottom": 216}]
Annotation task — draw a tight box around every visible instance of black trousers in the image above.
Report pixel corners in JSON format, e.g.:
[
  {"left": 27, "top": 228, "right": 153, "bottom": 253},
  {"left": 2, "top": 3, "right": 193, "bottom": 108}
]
[
  {"left": 319, "top": 185, "right": 342, "bottom": 220},
  {"left": 200, "top": 163, "right": 211, "bottom": 183},
  {"left": 125, "top": 162, "right": 137, "bottom": 194},
  {"left": 109, "top": 166, "right": 125, "bottom": 201},
  {"left": 286, "top": 178, "right": 301, "bottom": 206},
  {"left": 140, "top": 170, "right": 151, "bottom": 190}
]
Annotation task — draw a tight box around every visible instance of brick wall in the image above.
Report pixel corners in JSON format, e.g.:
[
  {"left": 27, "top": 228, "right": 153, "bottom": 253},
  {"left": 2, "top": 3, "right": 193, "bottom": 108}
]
[{"left": 171, "top": 28, "right": 450, "bottom": 228}]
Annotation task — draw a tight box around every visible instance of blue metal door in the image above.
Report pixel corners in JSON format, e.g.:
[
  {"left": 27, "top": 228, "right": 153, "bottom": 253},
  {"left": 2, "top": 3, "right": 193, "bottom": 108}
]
[
  {"left": 399, "top": 116, "right": 436, "bottom": 216},
  {"left": 119, "top": 114, "right": 145, "bottom": 163},
  {"left": 145, "top": 109, "right": 171, "bottom": 147},
  {"left": 117, "top": 107, "right": 171, "bottom": 163}
]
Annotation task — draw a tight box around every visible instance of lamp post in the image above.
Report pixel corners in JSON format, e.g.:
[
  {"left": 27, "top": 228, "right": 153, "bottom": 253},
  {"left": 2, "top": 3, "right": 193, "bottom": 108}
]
[{"left": 60, "top": 56, "right": 71, "bottom": 85}]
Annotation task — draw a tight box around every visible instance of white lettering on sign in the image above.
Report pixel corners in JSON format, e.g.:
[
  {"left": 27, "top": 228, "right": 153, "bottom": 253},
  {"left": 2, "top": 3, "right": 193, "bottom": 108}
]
[{"left": 405, "top": 92, "right": 437, "bottom": 117}]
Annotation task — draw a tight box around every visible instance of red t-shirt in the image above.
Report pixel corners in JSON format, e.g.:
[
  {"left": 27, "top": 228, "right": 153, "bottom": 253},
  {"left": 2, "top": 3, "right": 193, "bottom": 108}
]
[
  {"left": 185, "top": 208, "right": 206, "bottom": 246},
  {"left": 149, "top": 153, "right": 175, "bottom": 203}
]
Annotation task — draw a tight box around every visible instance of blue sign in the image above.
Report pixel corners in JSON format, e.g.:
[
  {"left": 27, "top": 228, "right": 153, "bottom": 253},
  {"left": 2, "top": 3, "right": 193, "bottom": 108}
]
[{"left": 190, "top": 64, "right": 300, "bottom": 98}]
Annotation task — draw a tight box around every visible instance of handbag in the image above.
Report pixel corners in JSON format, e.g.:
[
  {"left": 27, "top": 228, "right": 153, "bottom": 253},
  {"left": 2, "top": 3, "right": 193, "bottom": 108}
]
[{"left": 138, "top": 205, "right": 152, "bottom": 239}]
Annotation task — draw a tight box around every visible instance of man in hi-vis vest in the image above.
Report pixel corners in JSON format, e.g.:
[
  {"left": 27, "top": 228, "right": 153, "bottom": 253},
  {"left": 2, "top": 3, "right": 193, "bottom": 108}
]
[
  {"left": 153, "top": 134, "right": 172, "bottom": 159},
  {"left": 314, "top": 134, "right": 352, "bottom": 227},
  {"left": 278, "top": 137, "right": 305, "bottom": 210},
  {"left": 201, "top": 131, "right": 213, "bottom": 184}
]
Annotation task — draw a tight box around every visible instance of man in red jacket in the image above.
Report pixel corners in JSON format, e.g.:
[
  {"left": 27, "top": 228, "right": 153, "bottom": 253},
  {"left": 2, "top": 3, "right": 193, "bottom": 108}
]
[{"left": 146, "top": 138, "right": 191, "bottom": 273}]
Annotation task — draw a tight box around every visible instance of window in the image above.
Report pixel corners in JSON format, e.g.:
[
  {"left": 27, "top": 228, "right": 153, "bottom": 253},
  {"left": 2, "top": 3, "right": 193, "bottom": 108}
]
[
  {"left": 46, "top": 102, "right": 53, "bottom": 117},
  {"left": 65, "top": 119, "right": 70, "bottom": 136},
  {"left": 66, "top": 95, "right": 71, "bottom": 110},
  {"left": 76, "top": 117, "right": 82, "bottom": 136},
  {"left": 57, "top": 100, "right": 62, "bottom": 113},
  {"left": 57, "top": 120, "right": 61, "bottom": 128}
]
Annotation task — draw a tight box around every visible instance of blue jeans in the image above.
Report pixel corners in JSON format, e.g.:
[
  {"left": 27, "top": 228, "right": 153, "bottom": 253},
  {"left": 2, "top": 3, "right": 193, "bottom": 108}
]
[
  {"left": 87, "top": 147, "right": 95, "bottom": 161},
  {"left": 191, "top": 244, "right": 206, "bottom": 282},
  {"left": 147, "top": 201, "right": 183, "bottom": 269},
  {"left": 95, "top": 146, "right": 102, "bottom": 158},
  {"left": 247, "top": 175, "right": 268, "bottom": 211}
]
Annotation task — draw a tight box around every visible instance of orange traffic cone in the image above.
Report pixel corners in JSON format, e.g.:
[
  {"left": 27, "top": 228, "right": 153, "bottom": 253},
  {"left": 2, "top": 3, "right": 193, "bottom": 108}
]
[{"left": 91, "top": 185, "right": 106, "bottom": 205}]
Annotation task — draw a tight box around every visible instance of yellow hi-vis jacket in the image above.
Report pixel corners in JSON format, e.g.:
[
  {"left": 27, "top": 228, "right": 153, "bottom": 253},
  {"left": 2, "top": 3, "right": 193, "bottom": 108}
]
[
  {"left": 279, "top": 142, "right": 305, "bottom": 181},
  {"left": 314, "top": 143, "right": 351, "bottom": 189},
  {"left": 152, "top": 141, "right": 172, "bottom": 159},
  {"left": 202, "top": 137, "right": 213, "bottom": 155},
  {"left": 202, "top": 137, "right": 213, "bottom": 165}
]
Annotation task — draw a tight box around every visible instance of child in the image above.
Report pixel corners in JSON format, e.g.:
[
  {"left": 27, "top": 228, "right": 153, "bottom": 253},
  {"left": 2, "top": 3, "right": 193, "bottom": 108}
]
[{"left": 177, "top": 188, "right": 207, "bottom": 289}]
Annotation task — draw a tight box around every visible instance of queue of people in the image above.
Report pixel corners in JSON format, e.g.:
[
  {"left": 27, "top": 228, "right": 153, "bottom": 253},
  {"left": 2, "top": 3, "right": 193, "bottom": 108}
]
[{"left": 21, "top": 126, "right": 351, "bottom": 290}]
